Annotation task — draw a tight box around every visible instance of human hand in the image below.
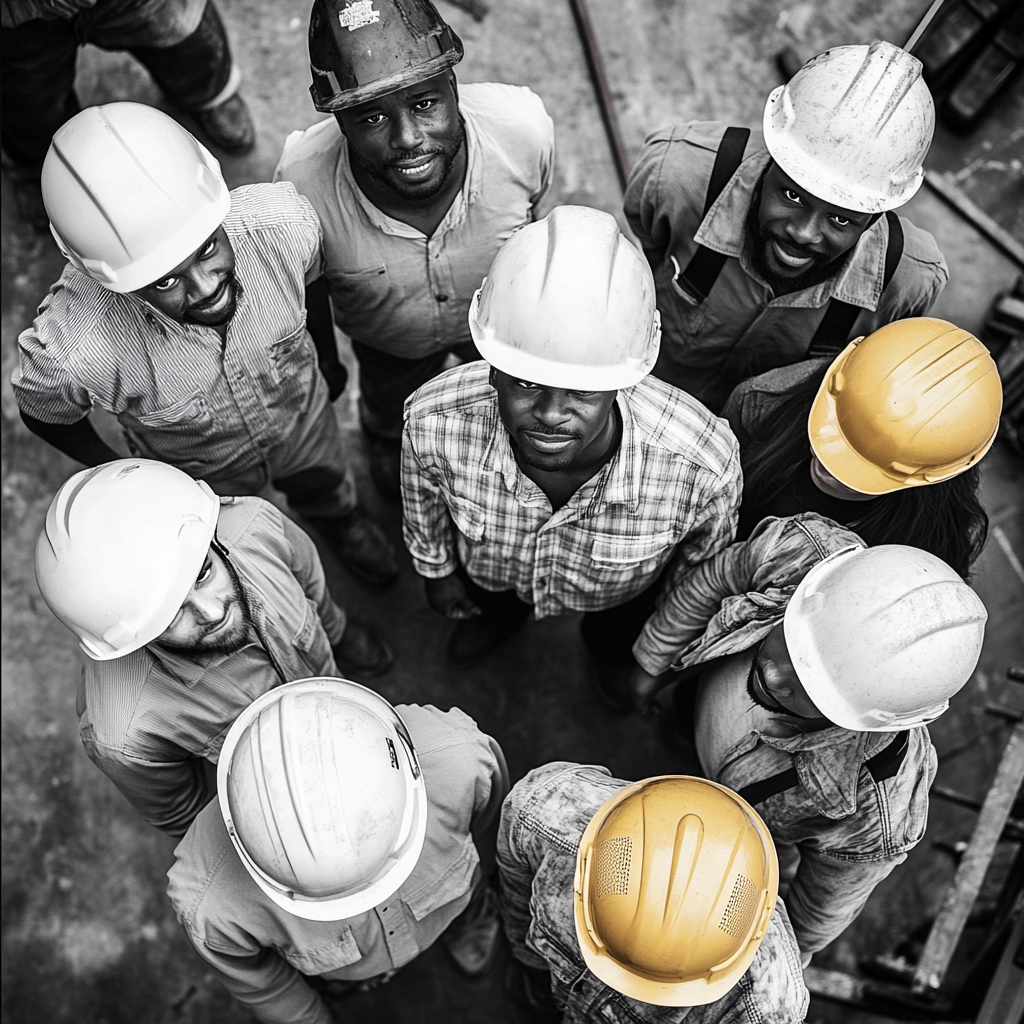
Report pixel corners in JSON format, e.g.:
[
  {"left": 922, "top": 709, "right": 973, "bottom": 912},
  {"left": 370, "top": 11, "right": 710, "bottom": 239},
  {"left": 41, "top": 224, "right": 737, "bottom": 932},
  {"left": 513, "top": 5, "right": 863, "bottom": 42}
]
[
  {"left": 627, "top": 663, "right": 666, "bottom": 716},
  {"left": 424, "top": 574, "right": 482, "bottom": 620}
]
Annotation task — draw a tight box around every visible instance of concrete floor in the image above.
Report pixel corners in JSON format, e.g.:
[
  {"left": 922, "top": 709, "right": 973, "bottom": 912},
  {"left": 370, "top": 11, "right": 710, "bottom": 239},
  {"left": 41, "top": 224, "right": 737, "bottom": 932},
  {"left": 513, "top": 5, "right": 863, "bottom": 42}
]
[{"left": 2, "top": 1, "right": 1023, "bottom": 1022}]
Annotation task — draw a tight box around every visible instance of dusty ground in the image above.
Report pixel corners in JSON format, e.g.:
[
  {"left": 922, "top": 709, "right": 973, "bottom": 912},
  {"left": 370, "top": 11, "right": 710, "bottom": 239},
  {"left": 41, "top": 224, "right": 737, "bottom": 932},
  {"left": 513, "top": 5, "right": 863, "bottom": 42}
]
[{"left": 2, "top": 1, "right": 1023, "bottom": 1022}]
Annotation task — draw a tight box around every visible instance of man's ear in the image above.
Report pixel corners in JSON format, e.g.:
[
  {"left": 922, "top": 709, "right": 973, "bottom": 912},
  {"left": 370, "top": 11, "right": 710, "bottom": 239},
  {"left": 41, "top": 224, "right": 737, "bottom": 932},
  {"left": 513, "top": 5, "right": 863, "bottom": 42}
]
[
  {"left": 448, "top": 71, "right": 459, "bottom": 105},
  {"left": 488, "top": 366, "right": 497, "bottom": 389},
  {"left": 333, "top": 111, "right": 348, "bottom": 139}
]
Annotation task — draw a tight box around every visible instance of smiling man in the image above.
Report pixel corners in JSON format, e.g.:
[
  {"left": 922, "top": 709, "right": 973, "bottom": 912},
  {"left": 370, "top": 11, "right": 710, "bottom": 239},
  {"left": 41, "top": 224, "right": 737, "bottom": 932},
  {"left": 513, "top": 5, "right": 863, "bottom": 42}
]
[
  {"left": 401, "top": 207, "right": 741, "bottom": 697},
  {"left": 628, "top": 513, "right": 988, "bottom": 959},
  {"left": 33, "top": 460, "right": 392, "bottom": 838},
  {"left": 625, "top": 41, "right": 948, "bottom": 412},
  {"left": 12, "top": 102, "right": 398, "bottom": 587},
  {"left": 275, "top": 0, "right": 553, "bottom": 495}
]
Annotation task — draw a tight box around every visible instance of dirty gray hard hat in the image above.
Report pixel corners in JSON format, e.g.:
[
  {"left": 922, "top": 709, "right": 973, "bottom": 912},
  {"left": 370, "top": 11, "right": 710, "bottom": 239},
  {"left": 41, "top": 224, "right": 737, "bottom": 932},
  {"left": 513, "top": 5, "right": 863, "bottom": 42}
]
[{"left": 308, "top": 0, "right": 464, "bottom": 112}]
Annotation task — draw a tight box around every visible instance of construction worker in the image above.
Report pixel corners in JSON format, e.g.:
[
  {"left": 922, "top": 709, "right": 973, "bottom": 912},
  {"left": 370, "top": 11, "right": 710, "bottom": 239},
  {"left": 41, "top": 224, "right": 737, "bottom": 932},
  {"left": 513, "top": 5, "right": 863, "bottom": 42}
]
[
  {"left": 625, "top": 41, "right": 948, "bottom": 412},
  {"left": 723, "top": 317, "right": 1002, "bottom": 577},
  {"left": 33, "top": 460, "right": 392, "bottom": 838},
  {"left": 12, "top": 103, "right": 397, "bottom": 586},
  {"left": 401, "top": 206, "right": 741, "bottom": 704},
  {"left": 275, "top": 0, "right": 554, "bottom": 495},
  {"left": 2, "top": 0, "right": 255, "bottom": 228},
  {"left": 167, "top": 677, "right": 509, "bottom": 1022},
  {"left": 498, "top": 766, "right": 809, "bottom": 1022},
  {"left": 628, "top": 514, "right": 988, "bottom": 958}
]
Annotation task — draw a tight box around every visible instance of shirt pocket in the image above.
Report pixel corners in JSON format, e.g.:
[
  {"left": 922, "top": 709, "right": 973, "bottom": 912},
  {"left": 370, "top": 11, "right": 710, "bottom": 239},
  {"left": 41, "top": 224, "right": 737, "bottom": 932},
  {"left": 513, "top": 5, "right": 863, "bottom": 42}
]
[
  {"left": 278, "top": 927, "right": 363, "bottom": 975},
  {"left": 328, "top": 263, "right": 390, "bottom": 318},
  {"left": 400, "top": 834, "right": 479, "bottom": 921},
  {"left": 133, "top": 392, "right": 212, "bottom": 432},
  {"left": 590, "top": 530, "right": 676, "bottom": 573},
  {"left": 447, "top": 497, "right": 487, "bottom": 544},
  {"left": 269, "top": 325, "right": 315, "bottom": 384},
  {"left": 293, "top": 597, "right": 333, "bottom": 672}
]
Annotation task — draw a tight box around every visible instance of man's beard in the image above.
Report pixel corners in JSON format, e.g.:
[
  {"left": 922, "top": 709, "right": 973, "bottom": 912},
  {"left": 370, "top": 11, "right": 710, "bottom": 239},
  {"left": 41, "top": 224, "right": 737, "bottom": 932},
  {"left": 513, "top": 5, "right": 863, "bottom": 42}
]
[
  {"left": 182, "top": 275, "right": 243, "bottom": 328},
  {"left": 160, "top": 558, "right": 253, "bottom": 655},
  {"left": 746, "top": 173, "right": 846, "bottom": 294},
  {"left": 351, "top": 119, "right": 466, "bottom": 202}
]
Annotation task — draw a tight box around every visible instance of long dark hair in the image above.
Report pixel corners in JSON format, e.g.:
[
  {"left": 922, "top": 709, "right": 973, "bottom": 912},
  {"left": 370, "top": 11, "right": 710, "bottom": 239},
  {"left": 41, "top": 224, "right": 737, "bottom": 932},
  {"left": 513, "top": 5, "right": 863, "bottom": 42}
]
[{"left": 741, "top": 365, "right": 989, "bottom": 578}]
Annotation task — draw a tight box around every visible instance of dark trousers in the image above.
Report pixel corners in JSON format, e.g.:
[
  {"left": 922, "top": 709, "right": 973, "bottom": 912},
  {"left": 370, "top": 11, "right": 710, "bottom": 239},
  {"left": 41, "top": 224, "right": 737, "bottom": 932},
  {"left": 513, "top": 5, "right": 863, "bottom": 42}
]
[
  {"left": 352, "top": 339, "right": 481, "bottom": 442},
  {"left": 1, "top": 0, "right": 232, "bottom": 168},
  {"left": 460, "top": 568, "right": 663, "bottom": 663}
]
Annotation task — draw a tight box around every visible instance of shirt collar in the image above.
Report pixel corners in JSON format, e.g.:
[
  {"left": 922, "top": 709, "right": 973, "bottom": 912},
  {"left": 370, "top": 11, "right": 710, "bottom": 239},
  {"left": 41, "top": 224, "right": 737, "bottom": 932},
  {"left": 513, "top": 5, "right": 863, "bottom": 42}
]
[
  {"left": 145, "top": 642, "right": 237, "bottom": 689},
  {"left": 485, "top": 389, "right": 642, "bottom": 513},
  {"left": 695, "top": 148, "right": 890, "bottom": 312}
]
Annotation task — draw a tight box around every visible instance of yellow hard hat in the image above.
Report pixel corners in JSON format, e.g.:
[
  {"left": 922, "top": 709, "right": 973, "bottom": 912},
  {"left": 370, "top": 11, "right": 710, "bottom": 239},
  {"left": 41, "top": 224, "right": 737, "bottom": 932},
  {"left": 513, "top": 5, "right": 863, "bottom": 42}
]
[
  {"left": 573, "top": 776, "right": 778, "bottom": 1007},
  {"left": 809, "top": 318, "right": 1002, "bottom": 495}
]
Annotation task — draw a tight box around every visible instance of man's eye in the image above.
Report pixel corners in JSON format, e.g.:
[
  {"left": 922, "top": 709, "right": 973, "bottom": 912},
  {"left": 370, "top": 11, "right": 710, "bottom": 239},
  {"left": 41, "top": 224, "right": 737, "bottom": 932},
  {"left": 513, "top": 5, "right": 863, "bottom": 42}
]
[
  {"left": 200, "top": 238, "right": 217, "bottom": 257},
  {"left": 570, "top": 390, "right": 596, "bottom": 398},
  {"left": 830, "top": 215, "right": 851, "bottom": 228},
  {"left": 363, "top": 113, "right": 386, "bottom": 126},
  {"left": 153, "top": 276, "right": 179, "bottom": 291},
  {"left": 413, "top": 99, "right": 436, "bottom": 111},
  {"left": 516, "top": 380, "right": 539, "bottom": 390},
  {"left": 783, "top": 188, "right": 802, "bottom": 204},
  {"left": 196, "top": 560, "right": 213, "bottom": 585}
]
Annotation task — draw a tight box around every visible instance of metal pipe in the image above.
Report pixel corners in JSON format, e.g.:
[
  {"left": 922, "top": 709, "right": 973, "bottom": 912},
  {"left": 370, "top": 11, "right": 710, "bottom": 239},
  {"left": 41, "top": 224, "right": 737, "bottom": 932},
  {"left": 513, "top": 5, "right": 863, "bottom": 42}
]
[{"left": 567, "top": 0, "right": 631, "bottom": 192}]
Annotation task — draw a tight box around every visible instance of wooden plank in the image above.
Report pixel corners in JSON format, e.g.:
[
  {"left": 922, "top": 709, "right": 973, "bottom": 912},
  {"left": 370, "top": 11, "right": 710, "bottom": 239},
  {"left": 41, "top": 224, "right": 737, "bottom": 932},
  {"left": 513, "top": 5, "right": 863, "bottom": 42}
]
[
  {"left": 975, "top": 895, "right": 1024, "bottom": 1024},
  {"left": 913, "top": 720, "right": 1024, "bottom": 991}
]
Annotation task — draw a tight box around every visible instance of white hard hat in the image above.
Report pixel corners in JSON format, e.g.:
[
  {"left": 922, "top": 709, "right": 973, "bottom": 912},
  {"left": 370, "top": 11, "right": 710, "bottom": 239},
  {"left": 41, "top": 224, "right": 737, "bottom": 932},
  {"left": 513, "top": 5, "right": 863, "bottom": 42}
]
[
  {"left": 218, "top": 677, "right": 428, "bottom": 921},
  {"left": 34, "top": 460, "right": 219, "bottom": 661},
  {"left": 763, "top": 41, "right": 935, "bottom": 213},
  {"left": 42, "top": 102, "right": 231, "bottom": 293},
  {"left": 784, "top": 545, "right": 987, "bottom": 731},
  {"left": 469, "top": 206, "right": 661, "bottom": 390}
]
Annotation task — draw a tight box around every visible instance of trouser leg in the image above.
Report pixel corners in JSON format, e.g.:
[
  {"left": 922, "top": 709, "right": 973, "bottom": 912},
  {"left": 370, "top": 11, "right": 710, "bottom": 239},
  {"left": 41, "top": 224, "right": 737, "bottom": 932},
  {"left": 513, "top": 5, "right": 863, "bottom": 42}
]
[
  {"left": 579, "top": 575, "right": 663, "bottom": 663},
  {"left": 351, "top": 339, "right": 481, "bottom": 441},
  {"left": 1, "top": 16, "right": 80, "bottom": 168},
  {"left": 125, "top": 0, "right": 234, "bottom": 111}
]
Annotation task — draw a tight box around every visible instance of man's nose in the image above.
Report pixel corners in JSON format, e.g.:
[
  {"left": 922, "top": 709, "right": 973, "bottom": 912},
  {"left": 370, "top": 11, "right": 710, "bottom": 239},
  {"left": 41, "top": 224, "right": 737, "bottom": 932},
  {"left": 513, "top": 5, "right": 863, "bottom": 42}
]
[
  {"left": 187, "top": 588, "right": 224, "bottom": 626},
  {"left": 532, "top": 389, "right": 573, "bottom": 427},
  {"left": 185, "top": 262, "right": 224, "bottom": 305},
  {"left": 784, "top": 210, "right": 825, "bottom": 248},
  {"left": 390, "top": 110, "right": 425, "bottom": 152}
]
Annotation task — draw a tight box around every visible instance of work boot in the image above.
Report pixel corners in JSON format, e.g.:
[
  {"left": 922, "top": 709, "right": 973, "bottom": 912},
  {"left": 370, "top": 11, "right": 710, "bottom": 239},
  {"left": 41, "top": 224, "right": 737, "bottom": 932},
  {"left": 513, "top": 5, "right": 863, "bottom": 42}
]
[
  {"left": 332, "top": 619, "right": 394, "bottom": 678},
  {"left": 442, "top": 885, "right": 501, "bottom": 977},
  {"left": 194, "top": 94, "right": 256, "bottom": 154},
  {"left": 448, "top": 612, "right": 527, "bottom": 667},
  {"left": 369, "top": 436, "right": 402, "bottom": 499},
  {"left": 305, "top": 507, "right": 398, "bottom": 586}
]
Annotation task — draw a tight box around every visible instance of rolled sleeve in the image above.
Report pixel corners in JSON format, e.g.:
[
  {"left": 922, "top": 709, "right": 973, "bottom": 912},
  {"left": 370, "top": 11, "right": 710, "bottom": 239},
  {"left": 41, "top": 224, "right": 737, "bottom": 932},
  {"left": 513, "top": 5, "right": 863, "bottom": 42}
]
[
  {"left": 623, "top": 129, "right": 677, "bottom": 259},
  {"left": 400, "top": 421, "right": 458, "bottom": 579},
  {"left": 12, "top": 321, "right": 94, "bottom": 424}
]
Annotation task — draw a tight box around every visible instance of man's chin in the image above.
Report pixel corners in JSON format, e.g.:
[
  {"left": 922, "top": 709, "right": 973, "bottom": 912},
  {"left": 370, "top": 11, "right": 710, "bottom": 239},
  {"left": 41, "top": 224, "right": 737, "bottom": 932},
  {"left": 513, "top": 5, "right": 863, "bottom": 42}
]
[{"left": 184, "top": 280, "right": 239, "bottom": 328}]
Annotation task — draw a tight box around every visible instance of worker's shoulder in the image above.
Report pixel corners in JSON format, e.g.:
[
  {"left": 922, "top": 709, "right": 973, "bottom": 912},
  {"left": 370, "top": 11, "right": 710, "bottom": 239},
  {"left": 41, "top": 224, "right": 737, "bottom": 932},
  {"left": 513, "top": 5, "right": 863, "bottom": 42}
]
[
  {"left": 626, "top": 376, "right": 739, "bottom": 472},
  {"left": 398, "top": 704, "right": 486, "bottom": 757},
  {"left": 506, "top": 763, "right": 622, "bottom": 838},
  {"left": 21, "top": 266, "right": 124, "bottom": 350},
  {"left": 405, "top": 361, "right": 493, "bottom": 421},
  {"left": 276, "top": 115, "right": 343, "bottom": 181},
  {"left": 460, "top": 82, "right": 553, "bottom": 143},
  {"left": 638, "top": 120, "right": 766, "bottom": 160},
  {"left": 215, "top": 496, "right": 293, "bottom": 556},
  {"left": 224, "top": 181, "right": 318, "bottom": 239},
  {"left": 893, "top": 213, "right": 947, "bottom": 272}
]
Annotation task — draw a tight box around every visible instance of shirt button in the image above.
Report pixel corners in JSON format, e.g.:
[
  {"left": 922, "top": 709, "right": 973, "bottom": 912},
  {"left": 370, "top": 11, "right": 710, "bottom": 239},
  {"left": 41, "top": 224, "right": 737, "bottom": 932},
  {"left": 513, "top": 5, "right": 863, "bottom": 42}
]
[{"left": 436, "top": 294, "right": 448, "bottom": 302}]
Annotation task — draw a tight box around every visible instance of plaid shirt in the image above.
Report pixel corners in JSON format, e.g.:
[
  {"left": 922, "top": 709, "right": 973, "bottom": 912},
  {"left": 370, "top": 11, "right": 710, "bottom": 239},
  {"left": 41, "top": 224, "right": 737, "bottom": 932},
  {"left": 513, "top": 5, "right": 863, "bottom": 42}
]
[
  {"left": 401, "top": 362, "right": 741, "bottom": 618},
  {"left": 12, "top": 182, "right": 326, "bottom": 481}
]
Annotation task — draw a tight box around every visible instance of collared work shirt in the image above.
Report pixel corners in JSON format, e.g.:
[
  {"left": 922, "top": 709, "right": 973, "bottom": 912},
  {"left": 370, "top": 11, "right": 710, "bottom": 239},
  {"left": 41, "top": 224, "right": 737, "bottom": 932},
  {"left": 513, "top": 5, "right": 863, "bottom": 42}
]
[
  {"left": 12, "top": 182, "right": 328, "bottom": 481},
  {"left": 78, "top": 498, "right": 345, "bottom": 838},
  {"left": 401, "top": 362, "right": 741, "bottom": 618},
  {"left": 498, "top": 762, "right": 809, "bottom": 1023},
  {"left": 275, "top": 83, "right": 554, "bottom": 360},
  {"left": 624, "top": 121, "right": 948, "bottom": 411},
  {"left": 633, "top": 514, "right": 936, "bottom": 954},
  {"left": 168, "top": 705, "right": 501, "bottom": 1024}
]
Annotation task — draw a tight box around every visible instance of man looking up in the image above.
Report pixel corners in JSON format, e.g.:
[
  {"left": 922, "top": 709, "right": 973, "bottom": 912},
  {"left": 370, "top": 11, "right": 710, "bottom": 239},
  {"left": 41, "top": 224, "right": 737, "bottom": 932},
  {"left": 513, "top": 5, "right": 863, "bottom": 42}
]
[
  {"left": 625, "top": 41, "right": 948, "bottom": 412},
  {"left": 402, "top": 206, "right": 740, "bottom": 705},
  {"left": 276, "top": 0, "right": 554, "bottom": 494},
  {"left": 13, "top": 103, "right": 396, "bottom": 585},
  {"left": 34, "top": 460, "right": 392, "bottom": 838}
]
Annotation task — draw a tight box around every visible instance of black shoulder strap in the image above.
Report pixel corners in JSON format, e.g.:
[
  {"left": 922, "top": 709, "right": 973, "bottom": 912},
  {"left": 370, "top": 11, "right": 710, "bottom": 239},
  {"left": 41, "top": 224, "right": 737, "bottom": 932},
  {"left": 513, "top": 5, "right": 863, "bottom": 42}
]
[
  {"left": 806, "top": 210, "right": 905, "bottom": 358},
  {"left": 673, "top": 126, "right": 750, "bottom": 304},
  {"left": 737, "top": 729, "right": 911, "bottom": 807}
]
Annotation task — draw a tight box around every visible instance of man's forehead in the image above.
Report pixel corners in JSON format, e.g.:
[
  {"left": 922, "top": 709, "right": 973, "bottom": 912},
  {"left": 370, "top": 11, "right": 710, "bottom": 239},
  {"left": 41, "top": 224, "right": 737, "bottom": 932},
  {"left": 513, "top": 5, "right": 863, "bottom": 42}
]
[{"left": 349, "top": 72, "right": 454, "bottom": 113}]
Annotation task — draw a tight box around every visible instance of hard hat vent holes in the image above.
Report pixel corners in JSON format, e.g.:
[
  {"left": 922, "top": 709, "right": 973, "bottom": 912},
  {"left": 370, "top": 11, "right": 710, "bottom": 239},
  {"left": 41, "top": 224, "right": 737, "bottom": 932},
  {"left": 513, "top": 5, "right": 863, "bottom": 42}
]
[
  {"left": 593, "top": 836, "right": 631, "bottom": 897},
  {"left": 719, "top": 875, "right": 758, "bottom": 936}
]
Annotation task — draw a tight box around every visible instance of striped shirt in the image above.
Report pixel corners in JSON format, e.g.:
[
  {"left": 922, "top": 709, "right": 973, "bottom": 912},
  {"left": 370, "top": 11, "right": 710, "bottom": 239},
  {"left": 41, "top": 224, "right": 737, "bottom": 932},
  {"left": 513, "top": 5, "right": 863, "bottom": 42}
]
[
  {"left": 401, "top": 362, "right": 742, "bottom": 618},
  {"left": 77, "top": 498, "right": 345, "bottom": 838},
  {"left": 12, "top": 182, "right": 327, "bottom": 481},
  {"left": 275, "top": 83, "right": 554, "bottom": 360}
]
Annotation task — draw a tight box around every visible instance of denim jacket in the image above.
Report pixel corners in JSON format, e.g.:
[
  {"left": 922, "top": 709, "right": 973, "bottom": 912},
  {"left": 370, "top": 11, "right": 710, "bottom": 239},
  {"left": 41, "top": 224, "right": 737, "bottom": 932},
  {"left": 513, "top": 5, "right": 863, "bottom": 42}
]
[
  {"left": 498, "top": 762, "right": 809, "bottom": 1024},
  {"left": 632, "top": 514, "right": 937, "bottom": 954}
]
